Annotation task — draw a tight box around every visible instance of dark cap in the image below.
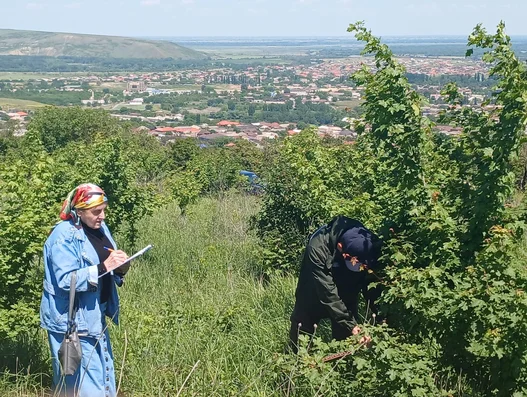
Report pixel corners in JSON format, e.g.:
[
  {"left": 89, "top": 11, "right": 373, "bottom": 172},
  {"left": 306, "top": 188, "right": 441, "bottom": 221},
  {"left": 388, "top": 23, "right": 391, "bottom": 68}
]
[{"left": 338, "top": 226, "right": 382, "bottom": 271}]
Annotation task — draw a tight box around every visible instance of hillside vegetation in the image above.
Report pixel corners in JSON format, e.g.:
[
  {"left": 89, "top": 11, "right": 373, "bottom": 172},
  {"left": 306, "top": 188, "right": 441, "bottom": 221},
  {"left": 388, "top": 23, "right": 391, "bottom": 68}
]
[
  {"left": 4, "top": 21, "right": 527, "bottom": 396},
  {"left": 0, "top": 29, "right": 208, "bottom": 60}
]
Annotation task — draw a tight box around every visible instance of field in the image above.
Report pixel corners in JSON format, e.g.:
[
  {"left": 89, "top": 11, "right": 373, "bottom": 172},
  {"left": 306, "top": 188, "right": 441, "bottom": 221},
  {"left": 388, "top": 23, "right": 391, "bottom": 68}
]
[
  {"left": 187, "top": 106, "right": 222, "bottom": 115},
  {"left": 112, "top": 195, "right": 298, "bottom": 396},
  {"left": 148, "top": 84, "right": 203, "bottom": 91},
  {"left": 221, "top": 57, "right": 294, "bottom": 65},
  {"left": 0, "top": 72, "right": 92, "bottom": 81},
  {"left": 110, "top": 103, "right": 148, "bottom": 111},
  {"left": 0, "top": 98, "right": 46, "bottom": 110},
  {"left": 173, "top": 36, "right": 527, "bottom": 59},
  {"left": 0, "top": 194, "right": 300, "bottom": 396},
  {"left": 333, "top": 99, "right": 361, "bottom": 109},
  {"left": 109, "top": 103, "right": 164, "bottom": 112},
  {"left": 98, "top": 81, "right": 128, "bottom": 91}
]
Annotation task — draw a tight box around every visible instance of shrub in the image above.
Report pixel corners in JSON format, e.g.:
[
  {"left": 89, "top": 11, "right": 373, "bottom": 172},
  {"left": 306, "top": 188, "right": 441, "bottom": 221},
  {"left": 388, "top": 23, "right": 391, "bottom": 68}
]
[
  {"left": 262, "top": 21, "right": 527, "bottom": 395},
  {"left": 0, "top": 148, "right": 57, "bottom": 341},
  {"left": 273, "top": 324, "right": 457, "bottom": 396}
]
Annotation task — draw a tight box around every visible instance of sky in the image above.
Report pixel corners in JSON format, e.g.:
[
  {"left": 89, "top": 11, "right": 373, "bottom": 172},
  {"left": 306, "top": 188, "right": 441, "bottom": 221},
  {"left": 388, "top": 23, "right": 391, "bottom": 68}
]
[{"left": 1, "top": 0, "right": 527, "bottom": 37}]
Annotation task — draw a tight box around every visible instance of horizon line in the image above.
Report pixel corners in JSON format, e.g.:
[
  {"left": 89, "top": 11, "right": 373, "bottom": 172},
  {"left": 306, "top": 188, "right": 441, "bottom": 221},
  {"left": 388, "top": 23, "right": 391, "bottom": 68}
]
[
  {"left": 2, "top": 27, "right": 527, "bottom": 39},
  {"left": 141, "top": 34, "right": 527, "bottom": 38}
]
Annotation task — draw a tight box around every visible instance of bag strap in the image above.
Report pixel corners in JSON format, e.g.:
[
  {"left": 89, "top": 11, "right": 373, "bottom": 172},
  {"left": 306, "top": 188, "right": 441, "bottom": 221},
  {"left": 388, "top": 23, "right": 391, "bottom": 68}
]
[{"left": 67, "top": 271, "right": 77, "bottom": 335}]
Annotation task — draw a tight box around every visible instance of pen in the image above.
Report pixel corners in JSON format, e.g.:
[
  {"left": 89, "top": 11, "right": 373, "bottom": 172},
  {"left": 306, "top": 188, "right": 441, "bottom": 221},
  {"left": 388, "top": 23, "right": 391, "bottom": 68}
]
[{"left": 98, "top": 244, "right": 153, "bottom": 278}]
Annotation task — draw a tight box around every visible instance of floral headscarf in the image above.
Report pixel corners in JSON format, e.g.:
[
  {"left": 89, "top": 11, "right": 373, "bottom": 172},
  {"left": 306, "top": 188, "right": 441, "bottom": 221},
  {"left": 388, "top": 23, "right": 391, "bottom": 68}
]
[{"left": 60, "top": 183, "right": 108, "bottom": 224}]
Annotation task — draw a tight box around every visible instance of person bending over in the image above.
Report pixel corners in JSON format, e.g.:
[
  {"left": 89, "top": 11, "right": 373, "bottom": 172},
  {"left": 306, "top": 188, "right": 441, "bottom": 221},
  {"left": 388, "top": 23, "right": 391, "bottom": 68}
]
[{"left": 289, "top": 216, "right": 382, "bottom": 352}]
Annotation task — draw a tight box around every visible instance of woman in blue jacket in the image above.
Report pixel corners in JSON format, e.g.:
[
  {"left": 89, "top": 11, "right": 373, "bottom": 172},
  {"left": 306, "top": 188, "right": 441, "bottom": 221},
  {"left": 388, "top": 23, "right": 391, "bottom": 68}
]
[{"left": 40, "top": 183, "right": 128, "bottom": 397}]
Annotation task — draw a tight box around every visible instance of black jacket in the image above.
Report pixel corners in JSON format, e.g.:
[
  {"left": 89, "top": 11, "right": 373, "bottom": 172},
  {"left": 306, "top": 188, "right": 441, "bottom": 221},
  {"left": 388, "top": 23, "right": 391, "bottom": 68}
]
[{"left": 291, "top": 216, "right": 378, "bottom": 332}]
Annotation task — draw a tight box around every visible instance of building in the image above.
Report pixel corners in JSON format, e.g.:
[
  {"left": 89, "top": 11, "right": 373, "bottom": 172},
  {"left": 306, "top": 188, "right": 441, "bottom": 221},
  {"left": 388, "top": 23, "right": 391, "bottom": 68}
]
[
  {"left": 7, "top": 111, "right": 28, "bottom": 120},
  {"left": 128, "top": 98, "right": 144, "bottom": 106},
  {"left": 217, "top": 120, "right": 240, "bottom": 127},
  {"left": 127, "top": 81, "right": 147, "bottom": 93},
  {"left": 82, "top": 99, "right": 105, "bottom": 105}
]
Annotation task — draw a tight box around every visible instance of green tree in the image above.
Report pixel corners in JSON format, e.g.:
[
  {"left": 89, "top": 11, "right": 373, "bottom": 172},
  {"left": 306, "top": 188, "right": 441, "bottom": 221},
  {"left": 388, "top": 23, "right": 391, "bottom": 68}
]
[
  {"left": 28, "top": 107, "right": 117, "bottom": 153},
  {"left": 0, "top": 144, "right": 58, "bottom": 341},
  {"left": 265, "top": 22, "right": 527, "bottom": 395},
  {"left": 168, "top": 138, "right": 200, "bottom": 169}
]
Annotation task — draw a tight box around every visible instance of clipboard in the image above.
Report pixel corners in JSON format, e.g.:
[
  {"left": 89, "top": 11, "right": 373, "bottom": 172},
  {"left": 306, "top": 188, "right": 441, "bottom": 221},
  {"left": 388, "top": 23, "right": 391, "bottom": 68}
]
[{"left": 98, "top": 244, "right": 153, "bottom": 278}]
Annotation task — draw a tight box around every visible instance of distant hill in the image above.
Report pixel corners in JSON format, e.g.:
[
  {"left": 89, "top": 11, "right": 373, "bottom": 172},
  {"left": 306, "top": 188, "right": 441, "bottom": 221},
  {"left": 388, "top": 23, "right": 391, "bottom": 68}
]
[{"left": 0, "top": 29, "right": 208, "bottom": 60}]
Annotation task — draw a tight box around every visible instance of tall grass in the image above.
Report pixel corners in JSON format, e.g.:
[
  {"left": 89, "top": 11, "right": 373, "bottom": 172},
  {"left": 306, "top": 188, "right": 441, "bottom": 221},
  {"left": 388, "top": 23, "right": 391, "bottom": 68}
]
[
  {"left": 0, "top": 316, "right": 51, "bottom": 396},
  {"left": 111, "top": 193, "right": 296, "bottom": 396},
  {"left": 0, "top": 193, "right": 298, "bottom": 396}
]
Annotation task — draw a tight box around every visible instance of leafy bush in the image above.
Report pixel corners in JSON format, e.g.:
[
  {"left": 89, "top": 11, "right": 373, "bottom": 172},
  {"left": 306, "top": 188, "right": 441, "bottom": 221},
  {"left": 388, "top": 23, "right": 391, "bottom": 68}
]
[
  {"left": 260, "top": 22, "right": 527, "bottom": 395},
  {"left": 28, "top": 106, "right": 116, "bottom": 153},
  {"left": 255, "top": 128, "right": 382, "bottom": 273},
  {"left": 164, "top": 169, "right": 203, "bottom": 213},
  {"left": 273, "top": 324, "right": 458, "bottom": 396},
  {"left": 0, "top": 148, "right": 57, "bottom": 341},
  {"left": 0, "top": 113, "right": 164, "bottom": 344},
  {"left": 186, "top": 142, "right": 263, "bottom": 195}
]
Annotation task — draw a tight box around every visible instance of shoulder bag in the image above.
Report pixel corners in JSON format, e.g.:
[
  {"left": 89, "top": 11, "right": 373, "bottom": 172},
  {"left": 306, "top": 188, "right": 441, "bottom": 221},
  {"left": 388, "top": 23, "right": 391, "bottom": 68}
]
[{"left": 58, "top": 271, "right": 82, "bottom": 375}]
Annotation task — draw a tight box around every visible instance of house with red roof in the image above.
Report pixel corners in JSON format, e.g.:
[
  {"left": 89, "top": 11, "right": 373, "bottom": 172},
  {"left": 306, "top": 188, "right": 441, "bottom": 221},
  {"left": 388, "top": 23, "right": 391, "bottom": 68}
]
[
  {"left": 174, "top": 126, "right": 201, "bottom": 136},
  {"left": 154, "top": 127, "right": 178, "bottom": 134},
  {"left": 7, "top": 111, "right": 28, "bottom": 120},
  {"left": 217, "top": 120, "right": 240, "bottom": 127}
]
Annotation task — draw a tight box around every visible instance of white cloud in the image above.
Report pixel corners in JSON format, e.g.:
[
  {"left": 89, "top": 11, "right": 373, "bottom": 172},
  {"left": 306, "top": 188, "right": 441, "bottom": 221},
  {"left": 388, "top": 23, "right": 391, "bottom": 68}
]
[
  {"left": 181, "top": 0, "right": 195, "bottom": 4},
  {"left": 25, "top": 2, "right": 45, "bottom": 10},
  {"left": 140, "top": 0, "right": 161, "bottom": 6}
]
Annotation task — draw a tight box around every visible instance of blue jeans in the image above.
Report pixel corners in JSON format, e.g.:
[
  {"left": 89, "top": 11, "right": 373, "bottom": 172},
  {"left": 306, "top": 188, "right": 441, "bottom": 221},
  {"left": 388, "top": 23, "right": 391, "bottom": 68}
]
[{"left": 48, "top": 324, "right": 116, "bottom": 397}]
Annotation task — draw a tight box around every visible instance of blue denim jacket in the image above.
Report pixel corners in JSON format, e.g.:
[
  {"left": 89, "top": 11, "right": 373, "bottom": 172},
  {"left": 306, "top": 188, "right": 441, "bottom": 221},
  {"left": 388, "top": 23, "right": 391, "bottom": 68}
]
[{"left": 40, "top": 220, "right": 123, "bottom": 338}]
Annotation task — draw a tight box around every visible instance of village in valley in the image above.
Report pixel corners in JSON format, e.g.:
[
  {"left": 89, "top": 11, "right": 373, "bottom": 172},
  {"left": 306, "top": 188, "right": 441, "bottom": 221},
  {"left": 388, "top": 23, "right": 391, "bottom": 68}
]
[
  {"left": 0, "top": 56, "right": 490, "bottom": 143},
  {"left": 4, "top": 1, "right": 527, "bottom": 394}
]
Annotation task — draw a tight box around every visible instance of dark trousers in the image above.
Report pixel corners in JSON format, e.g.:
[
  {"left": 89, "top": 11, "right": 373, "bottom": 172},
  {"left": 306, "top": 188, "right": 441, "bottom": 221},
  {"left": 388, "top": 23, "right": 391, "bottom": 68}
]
[{"left": 288, "top": 311, "right": 351, "bottom": 354}]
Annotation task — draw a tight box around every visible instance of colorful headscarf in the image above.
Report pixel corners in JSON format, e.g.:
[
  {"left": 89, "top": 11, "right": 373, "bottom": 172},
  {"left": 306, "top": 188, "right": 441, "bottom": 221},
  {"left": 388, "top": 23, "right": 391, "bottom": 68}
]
[{"left": 60, "top": 183, "right": 108, "bottom": 224}]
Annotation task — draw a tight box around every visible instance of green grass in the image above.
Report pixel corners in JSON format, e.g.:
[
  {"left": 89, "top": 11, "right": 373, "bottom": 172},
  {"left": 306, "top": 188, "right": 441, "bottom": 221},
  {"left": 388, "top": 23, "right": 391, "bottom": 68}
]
[
  {"left": 0, "top": 331, "right": 52, "bottom": 397},
  {"left": 97, "top": 82, "right": 128, "bottom": 91},
  {"left": 217, "top": 58, "right": 294, "bottom": 65},
  {"left": 0, "top": 98, "right": 46, "bottom": 109},
  {"left": 111, "top": 103, "right": 147, "bottom": 111},
  {"left": 187, "top": 106, "right": 222, "bottom": 115},
  {"left": 203, "top": 46, "right": 309, "bottom": 57},
  {"left": 149, "top": 84, "right": 203, "bottom": 91},
  {"left": 111, "top": 194, "right": 296, "bottom": 396},
  {"left": 0, "top": 72, "right": 92, "bottom": 81},
  {"left": 333, "top": 99, "right": 362, "bottom": 109},
  {"left": 1, "top": 193, "right": 298, "bottom": 396}
]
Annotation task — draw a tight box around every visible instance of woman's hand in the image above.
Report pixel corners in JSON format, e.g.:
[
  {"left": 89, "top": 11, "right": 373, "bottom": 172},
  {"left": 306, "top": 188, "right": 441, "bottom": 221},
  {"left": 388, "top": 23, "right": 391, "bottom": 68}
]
[{"left": 103, "top": 250, "right": 128, "bottom": 272}]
